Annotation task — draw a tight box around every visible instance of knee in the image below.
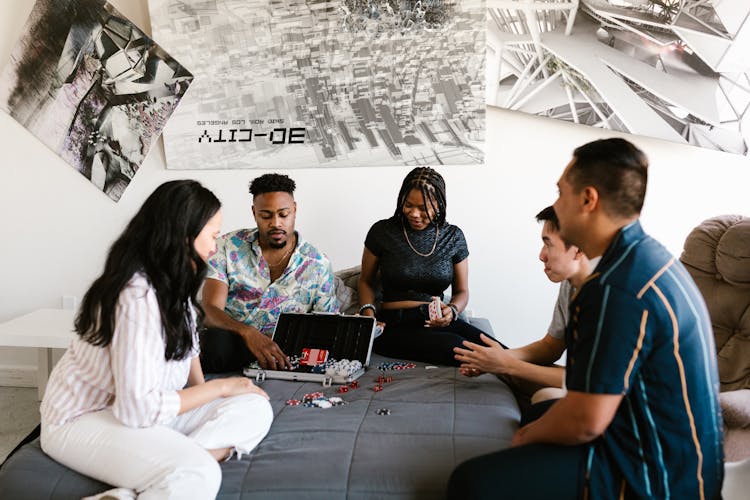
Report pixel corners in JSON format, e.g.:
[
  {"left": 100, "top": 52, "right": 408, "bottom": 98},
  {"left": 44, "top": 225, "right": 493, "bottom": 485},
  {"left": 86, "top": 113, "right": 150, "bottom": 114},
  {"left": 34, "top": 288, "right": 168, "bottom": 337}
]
[
  {"left": 531, "top": 387, "right": 567, "bottom": 405},
  {"left": 236, "top": 393, "right": 274, "bottom": 434},
  {"left": 447, "top": 460, "right": 474, "bottom": 499},
  {"left": 177, "top": 450, "right": 222, "bottom": 498},
  {"left": 197, "top": 455, "right": 222, "bottom": 498},
  {"left": 447, "top": 457, "right": 489, "bottom": 500},
  {"left": 222, "top": 394, "right": 274, "bottom": 448}
]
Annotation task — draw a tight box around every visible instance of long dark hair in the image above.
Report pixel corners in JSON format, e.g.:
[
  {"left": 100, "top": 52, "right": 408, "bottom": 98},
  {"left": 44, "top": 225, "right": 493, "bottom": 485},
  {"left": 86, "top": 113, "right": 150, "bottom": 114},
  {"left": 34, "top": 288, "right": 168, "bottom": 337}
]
[
  {"left": 75, "top": 180, "right": 221, "bottom": 360},
  {"left": 394, "top": 167, "right": 447, "bottom": 225}
]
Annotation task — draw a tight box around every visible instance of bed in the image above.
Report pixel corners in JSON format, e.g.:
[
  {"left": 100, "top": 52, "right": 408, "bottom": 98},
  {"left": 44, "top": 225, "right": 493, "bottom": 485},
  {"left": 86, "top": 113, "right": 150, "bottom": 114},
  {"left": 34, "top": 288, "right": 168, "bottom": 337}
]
[{"left": 0, "top": 351, "right": 519, "bottom": 499}]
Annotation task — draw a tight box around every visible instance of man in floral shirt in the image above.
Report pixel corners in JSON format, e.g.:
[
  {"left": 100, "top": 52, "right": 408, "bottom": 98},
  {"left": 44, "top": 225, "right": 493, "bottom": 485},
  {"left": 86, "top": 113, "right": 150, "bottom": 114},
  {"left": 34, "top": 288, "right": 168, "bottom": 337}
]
[{"left": 201, "top": 173, "right": 338, "bottom": 372}]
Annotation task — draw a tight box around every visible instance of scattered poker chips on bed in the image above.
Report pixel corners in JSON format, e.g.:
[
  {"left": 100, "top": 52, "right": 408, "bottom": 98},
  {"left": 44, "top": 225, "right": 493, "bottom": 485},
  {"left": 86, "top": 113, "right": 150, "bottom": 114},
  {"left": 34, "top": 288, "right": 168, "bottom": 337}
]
[
  {"left": 286, "top": 392, "right": 347, "bottom": 409},
  {"left": 302, "top": 392, "right": 325, "bottom": 402},
  {"left": 375, "top": 408, "right": 391, "bottom": 415},
  {"left": 377, "top": 361, "right": 416, "bottom": 371}
]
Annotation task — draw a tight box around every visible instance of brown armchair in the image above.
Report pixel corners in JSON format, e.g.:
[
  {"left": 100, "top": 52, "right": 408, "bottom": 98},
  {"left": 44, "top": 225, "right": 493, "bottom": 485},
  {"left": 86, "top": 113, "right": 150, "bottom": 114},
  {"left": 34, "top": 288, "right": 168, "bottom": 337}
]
[{"left": 680, "top": 215, "right": 750, "bottom": 462}]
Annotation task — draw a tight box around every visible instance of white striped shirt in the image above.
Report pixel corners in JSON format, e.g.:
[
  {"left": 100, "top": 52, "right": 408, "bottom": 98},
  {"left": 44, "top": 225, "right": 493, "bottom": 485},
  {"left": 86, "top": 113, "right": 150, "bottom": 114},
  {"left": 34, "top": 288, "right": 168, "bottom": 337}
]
[{"left": 41, "top": 273, "right": 198, "bottom": 428}]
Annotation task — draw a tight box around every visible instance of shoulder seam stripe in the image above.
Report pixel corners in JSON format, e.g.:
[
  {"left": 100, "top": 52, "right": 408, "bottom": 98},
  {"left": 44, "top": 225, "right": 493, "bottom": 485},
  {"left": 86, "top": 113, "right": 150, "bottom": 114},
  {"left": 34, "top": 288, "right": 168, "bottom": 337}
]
[{"left": 637, "top": 258, "right": 674, "bottom": 299}]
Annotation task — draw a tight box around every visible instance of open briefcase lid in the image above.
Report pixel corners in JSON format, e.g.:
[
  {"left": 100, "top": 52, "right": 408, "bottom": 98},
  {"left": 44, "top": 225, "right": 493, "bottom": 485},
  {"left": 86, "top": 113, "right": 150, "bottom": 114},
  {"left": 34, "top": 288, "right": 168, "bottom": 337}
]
[{"left": 272, "top": 312, "right": 377, "bottom": 367}]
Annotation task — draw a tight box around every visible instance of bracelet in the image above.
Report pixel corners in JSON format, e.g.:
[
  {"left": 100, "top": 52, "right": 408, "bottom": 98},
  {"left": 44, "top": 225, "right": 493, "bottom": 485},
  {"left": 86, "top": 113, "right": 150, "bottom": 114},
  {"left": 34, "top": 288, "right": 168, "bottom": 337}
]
[
  {"left": 358, "top": 303, "right": 376, "bottom": 315},
  {"left": 447, "top": 303, "right": 460, "bottom": 322}
]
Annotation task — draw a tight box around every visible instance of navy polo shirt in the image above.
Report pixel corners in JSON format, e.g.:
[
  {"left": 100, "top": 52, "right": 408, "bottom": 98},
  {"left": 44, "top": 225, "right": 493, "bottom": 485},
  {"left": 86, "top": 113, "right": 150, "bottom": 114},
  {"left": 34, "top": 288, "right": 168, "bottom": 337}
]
[{"left": 566, "top": 221, "right": 723, "bottom": 499}]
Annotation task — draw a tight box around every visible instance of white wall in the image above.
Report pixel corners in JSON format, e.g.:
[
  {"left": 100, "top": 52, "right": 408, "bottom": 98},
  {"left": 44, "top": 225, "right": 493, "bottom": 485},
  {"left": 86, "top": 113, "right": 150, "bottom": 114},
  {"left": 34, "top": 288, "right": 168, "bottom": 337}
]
[{"left": 1, "top": 0, "right": 748, "bottom": 384}]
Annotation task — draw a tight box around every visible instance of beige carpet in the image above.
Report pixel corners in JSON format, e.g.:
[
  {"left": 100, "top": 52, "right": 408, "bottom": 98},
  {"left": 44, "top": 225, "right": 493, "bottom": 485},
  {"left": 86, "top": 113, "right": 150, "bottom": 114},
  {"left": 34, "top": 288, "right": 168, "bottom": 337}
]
[{"left": 0, "top": 387, "right": 40, "bottom": 464}]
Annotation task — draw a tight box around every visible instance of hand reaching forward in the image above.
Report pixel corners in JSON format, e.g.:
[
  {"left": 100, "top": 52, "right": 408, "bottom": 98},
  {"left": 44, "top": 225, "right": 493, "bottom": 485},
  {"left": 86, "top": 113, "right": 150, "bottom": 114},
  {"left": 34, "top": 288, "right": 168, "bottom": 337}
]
[
  {"left": 454, "top": 333, "right": 516, "bottom": 376},
  {"left": 244, "top": 328, "right": 291, "bottom": 370}
]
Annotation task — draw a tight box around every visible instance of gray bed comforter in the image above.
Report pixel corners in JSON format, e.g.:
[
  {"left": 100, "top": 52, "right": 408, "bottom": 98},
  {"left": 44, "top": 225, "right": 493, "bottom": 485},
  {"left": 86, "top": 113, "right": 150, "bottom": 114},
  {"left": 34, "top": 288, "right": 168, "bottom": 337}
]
[{"left": 0, "top": 355, "right": 519, "bottom": 499}]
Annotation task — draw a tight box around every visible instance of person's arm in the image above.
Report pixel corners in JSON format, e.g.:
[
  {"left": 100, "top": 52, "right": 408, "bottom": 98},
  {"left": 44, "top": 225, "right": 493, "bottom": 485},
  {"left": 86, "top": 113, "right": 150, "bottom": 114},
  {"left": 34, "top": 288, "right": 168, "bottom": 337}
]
[
  {"left": 186, "top": 357, "right": 205, "bottom": 387},
  {"left": 454, "top": 333, "right": 566, "bottom": 387},
  {"left": 357, "top": 247, "right": 379, "bottom": 318},
  {"left": 511, "top": 390, "right": 622, "bottom": 446},
  {"left": 177, "top": 376, "right": 268, "bottom": 415},
  {"left": 447, "top": 258, "right": 469, "bottom": 313},
  {"left": 181, "top": 336, "right": 268, "bottom": 413},
  {"left": 511, "top": 334, "right": 566, "bottom": 365},
  {"left": 202, "top": 279, "right": 291, "bottom": 369}
]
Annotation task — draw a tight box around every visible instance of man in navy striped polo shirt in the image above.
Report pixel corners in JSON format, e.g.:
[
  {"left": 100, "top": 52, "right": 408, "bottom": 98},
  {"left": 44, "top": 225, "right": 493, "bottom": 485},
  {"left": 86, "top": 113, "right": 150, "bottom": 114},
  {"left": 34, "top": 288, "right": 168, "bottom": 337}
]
[{"left": 448, "top": 138, "right": 723, "bottom": 499}]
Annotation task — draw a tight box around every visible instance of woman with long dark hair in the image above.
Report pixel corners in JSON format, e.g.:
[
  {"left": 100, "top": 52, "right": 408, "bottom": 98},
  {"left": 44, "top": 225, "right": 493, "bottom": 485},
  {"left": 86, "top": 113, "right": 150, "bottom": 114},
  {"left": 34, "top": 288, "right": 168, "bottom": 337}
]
[
  {"left": 358, "top": 167, "right": 501, "bottom": 365},
  {"left": 40, "top": 180, "right": 273, "bottom": 499}
]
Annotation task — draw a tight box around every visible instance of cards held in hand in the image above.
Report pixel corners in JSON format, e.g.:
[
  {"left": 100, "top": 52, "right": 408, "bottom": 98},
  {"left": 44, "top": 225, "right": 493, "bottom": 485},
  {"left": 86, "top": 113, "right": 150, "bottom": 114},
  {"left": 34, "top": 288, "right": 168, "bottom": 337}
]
[{"left": 428, "top": 297, "right": 442, "bottom": 320}]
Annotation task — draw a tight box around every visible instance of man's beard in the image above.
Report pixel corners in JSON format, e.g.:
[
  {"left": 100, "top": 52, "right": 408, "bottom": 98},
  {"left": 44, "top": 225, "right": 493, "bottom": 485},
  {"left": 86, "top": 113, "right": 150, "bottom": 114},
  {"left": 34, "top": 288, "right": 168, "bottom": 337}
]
[
  {"left": 266, "top": 230, "right": 288, "bottom": 249},
  {"left": 268, "top": 239, "right": 287, "bottom": 249}
]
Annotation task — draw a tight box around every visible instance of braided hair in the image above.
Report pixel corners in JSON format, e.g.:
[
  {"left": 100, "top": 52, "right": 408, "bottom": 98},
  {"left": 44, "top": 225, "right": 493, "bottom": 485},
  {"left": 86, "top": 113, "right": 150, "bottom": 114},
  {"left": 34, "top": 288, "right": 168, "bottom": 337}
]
[{"left": 394, "top": 167, "right": 447, "bottom": 226}]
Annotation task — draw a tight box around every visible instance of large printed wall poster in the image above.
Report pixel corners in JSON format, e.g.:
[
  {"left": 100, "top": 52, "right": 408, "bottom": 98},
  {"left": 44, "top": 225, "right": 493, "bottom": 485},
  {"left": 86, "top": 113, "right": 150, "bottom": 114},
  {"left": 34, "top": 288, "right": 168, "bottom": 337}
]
[
  {"left": 149, "top": 0, "right": 485, "bottom": 170},
  {"left": 487, "top": 1, "right": 750, "bottom": 156},
  {"left": 0, "top": 0, "right": 193, "bottom": 201}
]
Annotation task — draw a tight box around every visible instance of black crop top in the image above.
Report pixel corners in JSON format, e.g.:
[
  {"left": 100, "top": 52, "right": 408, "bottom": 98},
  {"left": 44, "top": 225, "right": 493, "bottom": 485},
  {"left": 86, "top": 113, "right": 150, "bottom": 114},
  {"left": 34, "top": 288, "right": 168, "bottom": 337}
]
[{"left": 364, "top": 216, "right": 469, "bottom": 303}]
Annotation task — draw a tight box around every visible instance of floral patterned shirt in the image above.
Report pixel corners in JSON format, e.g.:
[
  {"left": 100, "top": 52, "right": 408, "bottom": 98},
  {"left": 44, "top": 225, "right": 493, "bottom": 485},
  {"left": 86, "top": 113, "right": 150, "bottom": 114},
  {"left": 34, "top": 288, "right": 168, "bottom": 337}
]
[{"left": 206, "top": 228, "right": 339, "bottom": 335}]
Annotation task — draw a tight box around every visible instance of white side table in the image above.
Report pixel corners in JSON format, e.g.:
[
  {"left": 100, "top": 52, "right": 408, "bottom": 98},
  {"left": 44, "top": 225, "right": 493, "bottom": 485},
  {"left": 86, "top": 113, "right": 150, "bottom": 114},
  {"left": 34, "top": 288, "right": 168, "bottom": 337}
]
[{"left": 0, "top": 309, "right": 75, "bottom": 399}]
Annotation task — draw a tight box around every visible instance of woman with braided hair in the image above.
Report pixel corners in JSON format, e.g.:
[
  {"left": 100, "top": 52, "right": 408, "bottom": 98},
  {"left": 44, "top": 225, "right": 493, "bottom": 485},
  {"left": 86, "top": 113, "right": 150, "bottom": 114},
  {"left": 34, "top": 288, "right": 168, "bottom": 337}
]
[{"left": 358, "top": 167, "right": 502, "bottom": 365}]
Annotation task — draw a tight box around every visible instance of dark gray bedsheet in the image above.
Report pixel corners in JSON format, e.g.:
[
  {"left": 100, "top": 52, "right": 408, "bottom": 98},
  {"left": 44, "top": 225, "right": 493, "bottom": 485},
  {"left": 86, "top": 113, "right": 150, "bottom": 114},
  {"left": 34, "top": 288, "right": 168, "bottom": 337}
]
[{"left": 0, "top": 354, "right": 519, "bottom": 499}]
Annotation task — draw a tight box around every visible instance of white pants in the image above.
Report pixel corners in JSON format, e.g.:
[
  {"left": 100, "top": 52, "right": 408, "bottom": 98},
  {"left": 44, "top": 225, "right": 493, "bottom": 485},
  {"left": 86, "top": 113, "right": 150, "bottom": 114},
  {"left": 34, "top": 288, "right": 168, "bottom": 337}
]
[{"left": 41, "top": 394, "right": 273, "bottom": 500}]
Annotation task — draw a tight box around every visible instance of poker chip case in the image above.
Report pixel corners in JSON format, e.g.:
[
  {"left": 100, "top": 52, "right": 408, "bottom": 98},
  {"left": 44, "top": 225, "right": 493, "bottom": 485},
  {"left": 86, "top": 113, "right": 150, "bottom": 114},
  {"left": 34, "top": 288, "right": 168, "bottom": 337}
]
[{"left": 243, "top": 312, "right": 376, "bottom": 385}]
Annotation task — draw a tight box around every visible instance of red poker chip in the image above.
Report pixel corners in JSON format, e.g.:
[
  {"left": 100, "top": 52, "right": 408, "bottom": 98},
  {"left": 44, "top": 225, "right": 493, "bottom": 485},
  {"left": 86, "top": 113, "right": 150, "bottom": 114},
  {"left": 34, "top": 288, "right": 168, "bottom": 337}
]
[{"left": 286, "top": 399, "right": 301, "bottom": 406}]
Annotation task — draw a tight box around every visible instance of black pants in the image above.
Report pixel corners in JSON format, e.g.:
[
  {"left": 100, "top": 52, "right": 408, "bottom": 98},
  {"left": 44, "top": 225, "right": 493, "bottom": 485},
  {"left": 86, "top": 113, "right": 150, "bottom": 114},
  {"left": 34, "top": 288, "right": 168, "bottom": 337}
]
[
  {"left": 447, "top": 442, "right": 588, "bottom": 500},
  {"left": 200, "top": 327, "right": 254, "bottom": 373},
  {"left": 446, "top": 398, "right": 570, "bottom": 499},
  {"left": 373, "top": 307, "right": 505, "bottom": 366}
]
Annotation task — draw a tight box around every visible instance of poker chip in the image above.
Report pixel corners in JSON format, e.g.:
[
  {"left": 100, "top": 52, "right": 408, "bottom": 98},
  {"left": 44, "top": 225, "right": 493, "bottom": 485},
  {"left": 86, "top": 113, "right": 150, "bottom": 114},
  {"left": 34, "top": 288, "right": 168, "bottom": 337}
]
[
  {"left": 377, "top": 361, "right": 416, "bottom": 371},
  {"left": 375, "top": 408, "right": 391, "bottom": 415},
  {"left": 291, "top": 392, "right": 347, "bottom": 409},
  {"left": 337, "top": 386, "right": 349, "bottom": 393},
  {"left": 373, "top": 384, "right": 383, "bottom": 392}
]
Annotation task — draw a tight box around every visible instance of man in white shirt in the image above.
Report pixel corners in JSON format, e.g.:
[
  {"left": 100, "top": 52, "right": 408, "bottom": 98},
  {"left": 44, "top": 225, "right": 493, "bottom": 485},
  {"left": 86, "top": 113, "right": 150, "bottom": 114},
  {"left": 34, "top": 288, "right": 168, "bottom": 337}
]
[{"left": 453, "top": 206, "right": 591, "bottom": 414}]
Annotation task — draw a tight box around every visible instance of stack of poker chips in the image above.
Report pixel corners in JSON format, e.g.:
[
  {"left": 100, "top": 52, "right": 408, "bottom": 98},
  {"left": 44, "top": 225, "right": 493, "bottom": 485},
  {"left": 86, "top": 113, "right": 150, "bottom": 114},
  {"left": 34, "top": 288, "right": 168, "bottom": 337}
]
[
  {"left": 324, "top": 359, "right": 363, "bottom": 378},
  {"left": 288, "top": 355, "right": 301, "bottom": 371}
]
